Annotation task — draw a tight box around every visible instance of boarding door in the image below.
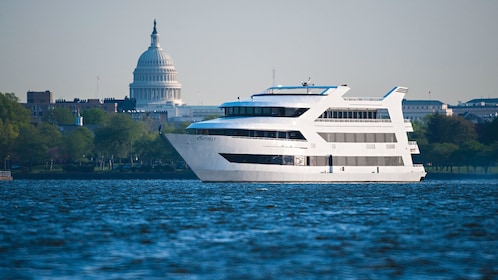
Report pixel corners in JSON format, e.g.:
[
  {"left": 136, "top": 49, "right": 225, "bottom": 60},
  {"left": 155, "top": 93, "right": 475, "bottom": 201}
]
[{"left": 329, "top": 155, "right": 333, "bottom": 173}]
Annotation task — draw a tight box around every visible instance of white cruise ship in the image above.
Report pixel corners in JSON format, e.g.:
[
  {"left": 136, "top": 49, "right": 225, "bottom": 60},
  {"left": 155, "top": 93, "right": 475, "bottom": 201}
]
[{"left": 165, "top": 84, "right": 426, "bottom": 182}]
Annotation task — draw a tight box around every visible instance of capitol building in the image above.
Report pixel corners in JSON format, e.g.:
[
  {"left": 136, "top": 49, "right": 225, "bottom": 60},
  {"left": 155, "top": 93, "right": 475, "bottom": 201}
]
[{"left": 130, "top": 20, "right": 184, "bottom": 110}]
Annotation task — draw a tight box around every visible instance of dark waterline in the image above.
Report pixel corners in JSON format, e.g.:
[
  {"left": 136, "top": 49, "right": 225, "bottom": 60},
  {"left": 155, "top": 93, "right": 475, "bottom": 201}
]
[{"left": 1, "top": 179, "right": 496, "bottom": 279}]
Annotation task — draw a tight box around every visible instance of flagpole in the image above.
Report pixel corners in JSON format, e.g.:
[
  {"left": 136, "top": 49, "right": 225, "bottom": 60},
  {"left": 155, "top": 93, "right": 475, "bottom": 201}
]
[{"left": 96, "top": 76, "right": 100, "bottom": 99}]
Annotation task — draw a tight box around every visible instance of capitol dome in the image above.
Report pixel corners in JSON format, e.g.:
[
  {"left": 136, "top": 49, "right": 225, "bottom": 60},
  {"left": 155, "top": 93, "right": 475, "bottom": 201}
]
[{"left": 130, "top": 20, "right": 182, "bottom": 107}]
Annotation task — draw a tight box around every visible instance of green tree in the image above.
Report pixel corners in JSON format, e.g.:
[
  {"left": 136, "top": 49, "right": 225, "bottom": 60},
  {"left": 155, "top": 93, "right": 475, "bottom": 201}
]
[
  {"left": 424, "top": 142, "right": 459, "bottom": 171},
  {"left": 39, "top": 123, "right": 64, "bottom": 170},
  {"left": 0, "top": 92, "right": 30, "bottom": 125},
  {"left": 14, "top": 125, "right": 40, "bottom": 169},
  {"left": 0, "top": 119, "right": 19, "bottom": 157},
  {"left": 94, "top": 113, "right": 142, "bottom": 166},
  {"left": 426, "top": 114, "right": 476, "bottom": 145},
  {"left": 474, "top": 144, "right": 495, "bottom": 173},
  {"left": 478, "top": 117, "right": 498, "bottom": 145},
  {"left": 81, "top": 108, "right": 108, "bottom": 125},
  {"left": 63, "top": 127, "right": 94, "bottom": 163},
  {"left": 134, "top": 132, "right": 182, "bottom": 169},
  {"left": 45, "top": 107, "right": 75, "bottom": 125},
  {"left": 458, "top": 140, "right": 485, "bottom": 172},
  {"left": 133, "top": 132, "right": 156, "bottom": 165},
  {"left": 0, "top": 92, "right": 31, "bottom": 167}
]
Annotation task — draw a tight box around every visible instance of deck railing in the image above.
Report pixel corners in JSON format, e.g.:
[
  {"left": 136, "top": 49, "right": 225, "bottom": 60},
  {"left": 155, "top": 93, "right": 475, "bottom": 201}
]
[
  {"left": 315, "top": 118, "right": 392, "bottom": 123},
  {"left": 343, "top": 97, "right": 383, "bottom": 102}
]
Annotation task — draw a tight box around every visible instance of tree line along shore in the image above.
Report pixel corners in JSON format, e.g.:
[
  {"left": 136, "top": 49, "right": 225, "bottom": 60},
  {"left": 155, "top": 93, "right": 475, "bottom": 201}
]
[{"left": 1, "top": 92, "right": 498, "bottom": 178}]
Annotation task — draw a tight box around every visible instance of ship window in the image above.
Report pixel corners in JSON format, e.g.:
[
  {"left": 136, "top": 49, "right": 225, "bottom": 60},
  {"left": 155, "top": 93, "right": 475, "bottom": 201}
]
[
  {"left": 288, "top": 131, "right": 305, "bottom": 140},
  {"left": 366, "top": 157, "right": 377, "bottom": 165},
  {"left": 306, "top": 156, "right": 326, "bottom": 166},
  {"left": 346, "top": 157, "right": 357, "bottom": 166},
  {"left": 220, "top": 154, "right": 283, "bottom": 165},
  {"left": 282, "top": 155, "right": 294, "bottom": 165},
  {"left": 271, "top": 107, "right": 281, "bottom": 116},
  {"left": 317, "top": 132, "right": 397, "bottom": 143},
  {"left": 346, "top": 133, "right": 355, "bottom": 142},
  {"left": 332, "top": 156, "right": 404, "bottom": 166},
  {"left": 336, "top": 133, "right": 345, "bottom": 142},
  {"left": 193, "top": 129, "right": 306, "bottom": 141},
  {"left": 219, "top": 154, "right": 403, "bottom": 167},
  {"left": 246, "top": 107, "right": 254, "bottom": 115},
  {"left": 356, "top": 133, "right": 365, "bottom": 142},
  {"left": 316, "top": 109, "right": 388, "bottom": 120},
  {"left": 208, "top": 129, "right": 225, "bottom": 135},
  {"left": 285, "top": 108, "right": 295, "bottom": 116},
  {"left": 223, "top": 106, "right": 310, "bottom": 117},
  {"left": 333, "top": 156, "right": 346, "bottom": 166},
  {"left": 357, "top": 156, "right": 367, "bottom": 166},
  {"left": 234, "top": 129, "right": 250, "bottom": 137},
  {"left": 294, "top": 108, "right": 308, "bottom": 116},
  {"left": 366, "top": 133, "right": 375, "bottom": 142}
]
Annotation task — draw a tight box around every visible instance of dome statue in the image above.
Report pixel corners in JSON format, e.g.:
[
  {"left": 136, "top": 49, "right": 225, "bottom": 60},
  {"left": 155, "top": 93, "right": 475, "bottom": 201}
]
[{"left": 130, "top": 20, "right": 182, "bottom": 107}]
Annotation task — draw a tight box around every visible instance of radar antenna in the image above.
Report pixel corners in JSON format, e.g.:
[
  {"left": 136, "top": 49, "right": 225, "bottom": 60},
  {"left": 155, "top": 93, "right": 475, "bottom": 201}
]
[{"left": 301, "top": 77, "right": 314, "bottom": 87}]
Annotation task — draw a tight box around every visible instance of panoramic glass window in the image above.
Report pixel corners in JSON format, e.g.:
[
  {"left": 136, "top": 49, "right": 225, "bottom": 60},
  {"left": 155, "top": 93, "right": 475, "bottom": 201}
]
[{"left": 223, "top": 106, "right": 309, "bottom": 117}]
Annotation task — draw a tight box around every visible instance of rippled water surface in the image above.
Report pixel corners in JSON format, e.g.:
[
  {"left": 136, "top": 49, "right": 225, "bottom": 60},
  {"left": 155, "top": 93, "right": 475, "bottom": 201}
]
[{"left": 1, "top": 179, "right": 496, "bottom": 279}]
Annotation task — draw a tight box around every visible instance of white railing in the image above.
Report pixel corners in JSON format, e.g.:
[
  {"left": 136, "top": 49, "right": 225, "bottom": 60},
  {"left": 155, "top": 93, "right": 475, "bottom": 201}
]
[
  {"left": 343, "top": 97, "right": 383, "bottom": 101},
  {"left": 315, "top": 119, "right": 392, "bottom": 123}
]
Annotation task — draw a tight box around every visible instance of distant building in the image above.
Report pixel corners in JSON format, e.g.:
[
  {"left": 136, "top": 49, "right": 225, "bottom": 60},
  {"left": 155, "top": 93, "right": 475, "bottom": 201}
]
[
  {"left": 130, "top": 111, "right": 168, "bottom": 131},
  {"left": 23, "top": 90, "right": 123, "bottom": 124},
  {"left": 54, "top": 98, "right": 116, "bottom": 113},
  {"left": 25, "top": 90, "right": 53, "bottom": 124},
  {"left": 450, "top": 98, "right": 498, "bottom": 123},
  {"left": 104, "top": 97, "right": 136, "bottom": 112},
  {"left": 189, "top": 106, "right": 224, "bottom": 122},
  {"left": 402, "top": 99, "right": 453, "bottom": 122}
]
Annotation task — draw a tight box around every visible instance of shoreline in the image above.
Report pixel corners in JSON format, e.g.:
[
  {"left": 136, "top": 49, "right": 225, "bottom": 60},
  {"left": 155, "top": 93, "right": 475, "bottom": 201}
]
[
  {"left": 11, "top": 171, "right": 198, "bottom": 180},
  {"left": 425, "top": 172, "right": 498, "bottom": 180}
]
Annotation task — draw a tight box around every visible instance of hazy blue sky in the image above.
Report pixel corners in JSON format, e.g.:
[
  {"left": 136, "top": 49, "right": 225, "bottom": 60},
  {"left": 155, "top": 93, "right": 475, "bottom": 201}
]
[{"left": 1, "top": 0, "right": 497, "bottom": 105}]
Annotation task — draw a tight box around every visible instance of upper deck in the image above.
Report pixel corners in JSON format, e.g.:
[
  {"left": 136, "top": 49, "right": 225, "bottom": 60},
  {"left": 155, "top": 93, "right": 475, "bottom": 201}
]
[
  {"left": 254, "top": 85, "right": 338, "bottom": 96},
  {"left": 220, "top": 85, "right": 344, "bottom": 109}
]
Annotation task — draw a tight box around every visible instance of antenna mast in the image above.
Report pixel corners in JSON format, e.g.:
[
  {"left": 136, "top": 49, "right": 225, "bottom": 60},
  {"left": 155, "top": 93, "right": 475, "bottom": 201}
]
[{"left": 272, "top": 69, "right": 276, "bottom": 86}]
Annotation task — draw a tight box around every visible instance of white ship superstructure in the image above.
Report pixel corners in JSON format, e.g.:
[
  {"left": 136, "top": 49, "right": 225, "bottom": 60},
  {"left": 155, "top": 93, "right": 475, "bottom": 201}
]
[{"left": 165, "top": 84, "right": 426, "bottom": 182}]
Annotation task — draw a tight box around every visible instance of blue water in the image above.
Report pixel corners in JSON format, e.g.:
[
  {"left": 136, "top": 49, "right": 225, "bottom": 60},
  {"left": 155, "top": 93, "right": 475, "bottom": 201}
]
[{"left": 0, "top": 179, "right": 496, "bottom": 279}]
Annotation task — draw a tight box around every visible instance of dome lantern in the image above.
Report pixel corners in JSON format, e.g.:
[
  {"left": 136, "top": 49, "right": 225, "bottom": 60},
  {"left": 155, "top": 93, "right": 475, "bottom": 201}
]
[{"left": 151, "top": 19, "right": 159, "bottom": 47}]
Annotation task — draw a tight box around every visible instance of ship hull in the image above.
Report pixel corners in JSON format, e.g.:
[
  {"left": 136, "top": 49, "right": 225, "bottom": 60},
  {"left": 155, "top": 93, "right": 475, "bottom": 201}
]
[{"left": 164, "top": 133, "right": 426, "bottom": 183}]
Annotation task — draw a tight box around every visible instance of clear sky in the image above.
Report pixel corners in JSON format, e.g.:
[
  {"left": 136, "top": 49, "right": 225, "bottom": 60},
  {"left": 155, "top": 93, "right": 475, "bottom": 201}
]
[{"left": 1, "top": 0, "right": 497, "bottom": 105}]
